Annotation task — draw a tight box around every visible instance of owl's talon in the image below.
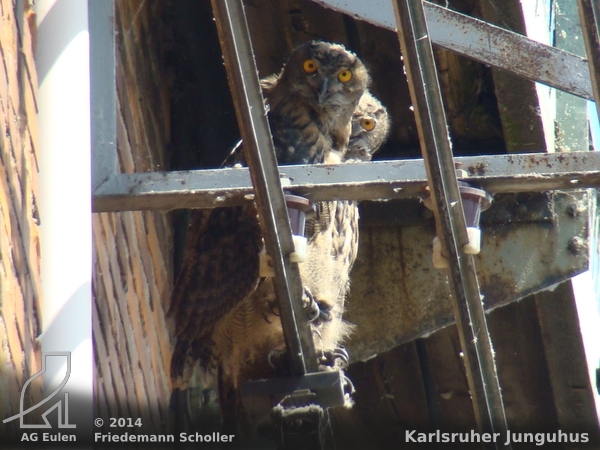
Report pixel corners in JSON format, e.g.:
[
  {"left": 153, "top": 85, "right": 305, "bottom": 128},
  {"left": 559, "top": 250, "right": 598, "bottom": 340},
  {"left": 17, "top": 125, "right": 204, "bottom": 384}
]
[
  {"left": 268, "top": 300, "right": 280, "bottom": 317},
  {"left": 333, "top": 347, "right": 349, "bottom": 366},
  {"left": 343, "top": 374, "right": 356, "bottom": 395},
  {"left": 262, "top": 311, "right": 273, "bottom": 324},
  {"left": 267, "top": 351, "right": 277, "bottom": 370},
  {"left": 302, "top": 288, "right": 320, "bottom": 322},
  {"left": 302, "top": 287, "right": 334, "bottom": 324},
  {"left": 318, "top": 308, "right": 332, "bottom": 322},
  {"left": 319, "top": 346, "right": 349, "bottom": 369},
  {"left": 268, "top": 349, "right": 285, "bottom": 370}
]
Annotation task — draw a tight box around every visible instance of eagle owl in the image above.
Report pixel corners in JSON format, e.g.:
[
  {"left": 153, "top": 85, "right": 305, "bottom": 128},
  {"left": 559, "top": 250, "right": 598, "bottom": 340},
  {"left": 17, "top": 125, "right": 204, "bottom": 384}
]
[
  {"left": 212, "top": 89, "right": 390, "bottom": 436},
  {"left": 169, "top": 42, "right": 378, "bottom": 422},
  {"left": 346, "top": 91, "right": 390, "bottom": 162}
]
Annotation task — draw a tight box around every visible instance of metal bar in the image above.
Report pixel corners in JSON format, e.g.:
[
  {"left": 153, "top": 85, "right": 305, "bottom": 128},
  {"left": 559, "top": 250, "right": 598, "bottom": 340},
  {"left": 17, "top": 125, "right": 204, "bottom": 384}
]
[
  {"left": 393, "top": 0, "right": 510, "bottom": 444},
  {"left": 210, "top": 0, "right": 317, "bottom": 375},
  {"left": 93, "top": 151, "right": 600, "bottom": 212},
  {"left": 577, "top": 0, "right": 600, "bottom": 117},
  {"left": 242, "top": 371, "right": 345, "bottom": 410},
  {"left": 313, "top": 0, "right": 593, "bottom": 100},
  {"left": 89, "top": 0, "right": 117, "bottom": 192}
]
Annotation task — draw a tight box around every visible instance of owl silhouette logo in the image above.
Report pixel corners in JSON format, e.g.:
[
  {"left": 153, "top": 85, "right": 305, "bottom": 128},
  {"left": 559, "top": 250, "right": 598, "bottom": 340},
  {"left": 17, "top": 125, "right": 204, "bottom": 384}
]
[{"left": 3, "top": 352, "right": 76, "bottom": 429}]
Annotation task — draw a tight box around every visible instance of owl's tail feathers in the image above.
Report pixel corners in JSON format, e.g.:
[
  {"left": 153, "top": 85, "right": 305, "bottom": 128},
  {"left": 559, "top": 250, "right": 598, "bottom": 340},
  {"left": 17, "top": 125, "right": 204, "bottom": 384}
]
[
  {"left": 170, "top": 339, "right": 192, "bottom": 391},
  {"left": 170, "top": 337, "right": 215, "bottom": 391},
  {"left": 218, "top": 370, "right": 252, "bottom": 438}
]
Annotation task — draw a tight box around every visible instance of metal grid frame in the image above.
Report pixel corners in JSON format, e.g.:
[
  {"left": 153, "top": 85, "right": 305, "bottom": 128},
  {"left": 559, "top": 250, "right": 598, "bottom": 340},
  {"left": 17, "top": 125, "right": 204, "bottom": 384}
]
[{"left": 90, "top": 0, "right": 600, "bottom": 447}]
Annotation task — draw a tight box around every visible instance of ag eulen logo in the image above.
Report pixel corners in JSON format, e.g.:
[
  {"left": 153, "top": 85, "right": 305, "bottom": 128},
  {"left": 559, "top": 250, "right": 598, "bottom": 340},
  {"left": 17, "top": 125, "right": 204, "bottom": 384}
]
[{"left": 3, "top": 352, "right": 76, "bottom": 429}]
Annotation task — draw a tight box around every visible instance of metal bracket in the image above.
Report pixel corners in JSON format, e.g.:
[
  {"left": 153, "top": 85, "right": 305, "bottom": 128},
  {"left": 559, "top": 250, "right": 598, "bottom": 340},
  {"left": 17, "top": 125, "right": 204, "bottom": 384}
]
[
  {"left": 241, "top": 371, "right": 344, "bottom": 449},
  {"left": 242, "top": 371, "right": 346, "bottom": 415},
  {"left": 272, "top": 395, "right": 334, "bottom": 450},
  {"left": 346, "top": 191, "right": 591, "bottom": 362}
]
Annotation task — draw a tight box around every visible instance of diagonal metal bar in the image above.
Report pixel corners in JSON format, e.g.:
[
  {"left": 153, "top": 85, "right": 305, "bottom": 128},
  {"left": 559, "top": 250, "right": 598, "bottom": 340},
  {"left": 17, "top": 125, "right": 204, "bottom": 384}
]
[
  {"left": 314, "top": 0, "right": 593, "bottom": 100},
  {"left": 577, "top": 0, "right": 600, "bottom": 118},
  {"left": 393, "top": 0, "right": 510, "bottom": 445},
  {"left": 210, "top": 0, "right": 318, "bottom": 375},
  {"left": 92, "top": 151, "right": 600, "bottom": 212}
]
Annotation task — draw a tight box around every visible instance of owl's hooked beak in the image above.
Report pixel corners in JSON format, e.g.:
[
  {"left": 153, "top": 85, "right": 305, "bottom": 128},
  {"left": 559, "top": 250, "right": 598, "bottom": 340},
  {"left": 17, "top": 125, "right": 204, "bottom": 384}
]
[{"left": 317, "top": 79, "right": 330, "bottom": 104}]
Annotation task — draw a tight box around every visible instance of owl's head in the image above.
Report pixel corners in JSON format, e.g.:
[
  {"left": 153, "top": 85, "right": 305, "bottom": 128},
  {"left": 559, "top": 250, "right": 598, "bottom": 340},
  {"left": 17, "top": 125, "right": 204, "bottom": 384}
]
[
  {"left": 346, "top": 91, "right": 390, "bottom": 161},
  {"left": 278, "top": 41, "right": 370, "bottom": 113}
]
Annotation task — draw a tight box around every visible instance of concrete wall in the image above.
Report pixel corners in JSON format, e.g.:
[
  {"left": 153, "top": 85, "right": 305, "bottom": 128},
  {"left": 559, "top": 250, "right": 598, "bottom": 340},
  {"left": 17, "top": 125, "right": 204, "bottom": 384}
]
[{"left": 0, "top": 0, "right": 43, "bottom": 432}]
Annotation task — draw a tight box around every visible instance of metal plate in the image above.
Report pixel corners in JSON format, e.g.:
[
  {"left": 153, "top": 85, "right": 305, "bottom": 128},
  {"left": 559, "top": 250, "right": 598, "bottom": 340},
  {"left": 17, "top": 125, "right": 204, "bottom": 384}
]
[{"left": 346, "top": 191, "right": 591, "bottom": 362}]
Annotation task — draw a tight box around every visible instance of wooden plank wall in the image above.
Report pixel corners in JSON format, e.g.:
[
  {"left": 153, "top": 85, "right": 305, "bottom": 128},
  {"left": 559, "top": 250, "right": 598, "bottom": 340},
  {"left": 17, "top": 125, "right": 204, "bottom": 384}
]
[
  {"left": 92, "top": 0, "right": 173, "bottom": 437},
  {"left": 0, "top": 0, "right": 43, "bottom": 436}
]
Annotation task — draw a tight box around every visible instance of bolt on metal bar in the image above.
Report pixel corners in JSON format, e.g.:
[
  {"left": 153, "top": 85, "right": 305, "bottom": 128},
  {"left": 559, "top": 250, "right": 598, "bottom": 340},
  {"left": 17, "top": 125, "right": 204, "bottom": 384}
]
[
  {"left": 577, "top": 0, "right": 600, "bottom": 119},
  {"left": 393, "top": 0, "right": 510, "bottom": 446},
  {"left": 210, "top": 0, "right": 318, "bottom": 375}
]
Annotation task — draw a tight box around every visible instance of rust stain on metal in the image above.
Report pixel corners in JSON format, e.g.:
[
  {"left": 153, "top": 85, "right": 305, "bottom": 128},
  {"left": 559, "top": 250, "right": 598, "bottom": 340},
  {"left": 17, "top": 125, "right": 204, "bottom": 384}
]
[
  {"left": 530, "top": 154, "right": 554, "bottom": 168},
  {"left": 396, "top": 227, "right": 412, "bottom": 303},
  {"left": 467, "top": 162, "right": 488, "bottom": 176}
]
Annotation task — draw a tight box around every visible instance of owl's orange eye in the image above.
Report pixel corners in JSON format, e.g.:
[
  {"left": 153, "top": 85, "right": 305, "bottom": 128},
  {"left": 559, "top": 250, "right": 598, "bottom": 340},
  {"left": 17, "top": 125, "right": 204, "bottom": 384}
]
[
  {"left": 303, "top": 59, "right": 318, "bottom": 74},
  {"left": 361, "top": 118, "right": 375, "bottom": 131},
  {"left": 338, "top": 69, "right": 353, "bottom": 82}
]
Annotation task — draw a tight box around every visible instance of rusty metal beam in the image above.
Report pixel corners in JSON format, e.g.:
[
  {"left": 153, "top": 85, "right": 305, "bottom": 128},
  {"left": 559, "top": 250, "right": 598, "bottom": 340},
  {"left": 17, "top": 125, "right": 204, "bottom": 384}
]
[
  {"left": 312, "top": 0, "right": 593, "bottom": 100},
  {"left": 393, "top": 0, "right": 510, "bottom": 445},
  {"left": 93, "top": 151, "right": 600, "bottom": 212},
  {"left": 210, "top": 0, "right": 317, "bottom": 375}
]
